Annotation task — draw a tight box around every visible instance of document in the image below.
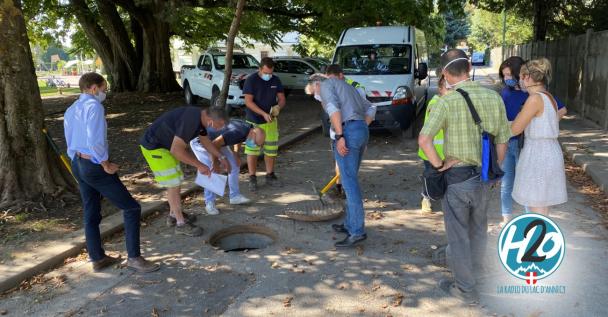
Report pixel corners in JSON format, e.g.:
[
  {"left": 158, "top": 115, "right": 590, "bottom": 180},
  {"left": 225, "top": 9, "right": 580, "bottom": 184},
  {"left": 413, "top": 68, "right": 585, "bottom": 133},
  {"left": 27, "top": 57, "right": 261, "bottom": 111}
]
[{"left": 195, "top": 172, "right": 227, "bottom": 196}]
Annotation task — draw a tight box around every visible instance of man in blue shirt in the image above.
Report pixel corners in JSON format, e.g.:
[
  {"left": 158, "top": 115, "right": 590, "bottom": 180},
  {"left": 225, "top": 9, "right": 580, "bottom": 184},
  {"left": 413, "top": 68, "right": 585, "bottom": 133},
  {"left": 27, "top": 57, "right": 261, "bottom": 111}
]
[
  {"left": 190, "top": 119, "right": 265, "bottom": 214},
  {"left": 320, "top": 64, "right": 374, "bottom": 247},
  {"left": 242, "top": 57, "right": 286, "bottom": 191},
  {"left": 64, "top": 73, "right": 159, "bottom": 273}
]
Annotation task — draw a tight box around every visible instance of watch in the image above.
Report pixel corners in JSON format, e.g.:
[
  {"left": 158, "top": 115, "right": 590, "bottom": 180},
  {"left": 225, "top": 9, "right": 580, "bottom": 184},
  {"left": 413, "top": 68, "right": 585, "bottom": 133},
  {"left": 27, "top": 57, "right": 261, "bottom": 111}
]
[
  {"left": 433, "top": 162, "right": 444, "bottom": 170},
  {"left": 335, "top": 134, "right": 344, "bottom": 140}
]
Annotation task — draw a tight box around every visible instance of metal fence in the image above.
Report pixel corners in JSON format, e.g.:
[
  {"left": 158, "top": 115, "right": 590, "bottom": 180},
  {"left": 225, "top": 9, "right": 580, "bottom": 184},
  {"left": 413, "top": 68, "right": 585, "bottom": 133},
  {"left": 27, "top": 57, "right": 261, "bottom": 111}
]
[{"left": 497, "top": 29, "right": 608, "bottom": 129}]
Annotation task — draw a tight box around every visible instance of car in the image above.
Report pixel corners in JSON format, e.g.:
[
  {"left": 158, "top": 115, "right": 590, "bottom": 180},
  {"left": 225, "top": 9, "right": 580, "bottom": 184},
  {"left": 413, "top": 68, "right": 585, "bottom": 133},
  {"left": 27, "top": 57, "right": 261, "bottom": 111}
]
[
  {"left": 321, "top": 26, "right": 430, "bottom": 137},
  {"left": 180, "top": 49, "right": 260, "bottom": 113},
  {"left": 272, "top": 57, "right": 329, "bottom": 93}
]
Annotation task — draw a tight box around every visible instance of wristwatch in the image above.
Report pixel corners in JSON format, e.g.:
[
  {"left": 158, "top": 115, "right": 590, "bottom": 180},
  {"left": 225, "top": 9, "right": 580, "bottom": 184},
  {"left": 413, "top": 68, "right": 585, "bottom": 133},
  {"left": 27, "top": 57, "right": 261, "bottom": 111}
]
[
  {"left": 335, "top": 134, "right": 344, "bottom": 140},
  {"left": 433, "top": 162, "right": 444, "bottom": 170}
]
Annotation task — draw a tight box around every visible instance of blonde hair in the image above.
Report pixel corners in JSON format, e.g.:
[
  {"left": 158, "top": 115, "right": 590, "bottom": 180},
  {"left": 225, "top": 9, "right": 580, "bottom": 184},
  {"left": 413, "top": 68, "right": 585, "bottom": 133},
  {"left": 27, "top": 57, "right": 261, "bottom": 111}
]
[{"left": 521, "top": 58, "right": 552, "bottom": 85}]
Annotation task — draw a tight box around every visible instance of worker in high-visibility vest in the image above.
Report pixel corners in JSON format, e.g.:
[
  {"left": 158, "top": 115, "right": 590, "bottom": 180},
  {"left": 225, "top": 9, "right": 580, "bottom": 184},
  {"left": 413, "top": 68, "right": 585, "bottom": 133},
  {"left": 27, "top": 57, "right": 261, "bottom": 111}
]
[{"left": 418, "top": 75, "right": 447, "bottom": 212}]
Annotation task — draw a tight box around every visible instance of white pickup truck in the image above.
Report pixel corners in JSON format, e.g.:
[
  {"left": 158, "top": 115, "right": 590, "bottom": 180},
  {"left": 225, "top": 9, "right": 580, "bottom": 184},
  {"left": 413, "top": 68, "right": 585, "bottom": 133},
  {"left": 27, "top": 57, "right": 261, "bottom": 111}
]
[{"left": 180, "top": 51, "right": 260, "bottom": 112}]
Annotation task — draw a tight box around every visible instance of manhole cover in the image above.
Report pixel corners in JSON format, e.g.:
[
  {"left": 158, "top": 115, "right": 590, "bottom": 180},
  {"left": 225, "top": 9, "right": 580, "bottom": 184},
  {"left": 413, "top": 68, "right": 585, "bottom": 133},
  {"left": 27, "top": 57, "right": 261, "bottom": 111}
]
[
  {"left": 209, "top": 225, "right": 277, "bottom": 252},
  {"left": 284, "top": 201, "right": 344, "bottom": 222}
]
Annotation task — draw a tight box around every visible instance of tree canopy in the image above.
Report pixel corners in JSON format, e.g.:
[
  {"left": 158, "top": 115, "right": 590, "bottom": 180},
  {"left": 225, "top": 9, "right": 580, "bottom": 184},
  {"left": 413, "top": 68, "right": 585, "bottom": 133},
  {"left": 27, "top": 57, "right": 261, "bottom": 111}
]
[
  {"left": 467, "top": 7, "right": 533, "bottom": 51},
  {"left": 23, "top": 0, "right": 460, "bottom": 93}
]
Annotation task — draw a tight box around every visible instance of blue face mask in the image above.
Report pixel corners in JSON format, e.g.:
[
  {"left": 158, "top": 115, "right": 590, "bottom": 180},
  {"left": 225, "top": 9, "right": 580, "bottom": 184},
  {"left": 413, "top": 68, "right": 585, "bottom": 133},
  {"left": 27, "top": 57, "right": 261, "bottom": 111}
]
[
  {"left": 261, "top": 73, "right": 272, "bottom": 81},
  {"left": 245, "top": 138, "right": 256, "bottom": 148},
  {"left": 505, "top": 79, "right": 518, "bottom": 88}
]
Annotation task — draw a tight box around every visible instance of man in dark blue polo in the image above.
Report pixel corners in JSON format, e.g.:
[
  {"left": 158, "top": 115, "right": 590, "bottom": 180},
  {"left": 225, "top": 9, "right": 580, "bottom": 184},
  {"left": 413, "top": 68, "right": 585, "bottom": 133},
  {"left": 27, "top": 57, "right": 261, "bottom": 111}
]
[{"left": 242, "top": 57, "right": 286, "bottom": 191}]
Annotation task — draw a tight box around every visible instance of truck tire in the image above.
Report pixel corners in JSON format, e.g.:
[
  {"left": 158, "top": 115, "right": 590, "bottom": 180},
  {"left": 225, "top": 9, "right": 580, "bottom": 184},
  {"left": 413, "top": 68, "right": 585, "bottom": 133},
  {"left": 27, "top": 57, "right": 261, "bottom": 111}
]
[
  {"left": 320, "top": 113, "right": 330, "bottom": 137},
  {"left": 211, "top": 87, "right": 219, "bottom": 108},
  {"left": 184, "top": 82, "right": 198, "bottom": 105}
]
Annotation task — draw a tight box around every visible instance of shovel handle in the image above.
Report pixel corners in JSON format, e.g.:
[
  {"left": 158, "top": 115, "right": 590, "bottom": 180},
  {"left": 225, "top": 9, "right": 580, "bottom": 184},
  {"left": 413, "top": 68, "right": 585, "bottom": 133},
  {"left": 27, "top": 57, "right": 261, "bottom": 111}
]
[{"left": 320, "top": 174, "right": 340, "bottom": 195}]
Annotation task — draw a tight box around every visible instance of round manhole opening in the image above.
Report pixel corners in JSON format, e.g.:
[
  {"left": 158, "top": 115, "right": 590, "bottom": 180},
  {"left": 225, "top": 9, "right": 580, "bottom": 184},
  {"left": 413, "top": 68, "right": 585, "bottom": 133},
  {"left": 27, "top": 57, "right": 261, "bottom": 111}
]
[{"left": 209, "top": 225, "right": 277, "bottom": 252}]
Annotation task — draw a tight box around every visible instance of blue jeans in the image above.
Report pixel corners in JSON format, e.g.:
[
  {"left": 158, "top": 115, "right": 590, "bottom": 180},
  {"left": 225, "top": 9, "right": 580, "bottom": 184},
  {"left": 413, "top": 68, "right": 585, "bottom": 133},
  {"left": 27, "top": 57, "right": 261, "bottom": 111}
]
[
  {"left": 72, "top": 157, "right": 141, "bottom": 262},
  {"left": 333, "top": 120, "right": 369, "bottom": 236},
  {"left": 500, "top": 138, "right": 520, "bottom": 216}
]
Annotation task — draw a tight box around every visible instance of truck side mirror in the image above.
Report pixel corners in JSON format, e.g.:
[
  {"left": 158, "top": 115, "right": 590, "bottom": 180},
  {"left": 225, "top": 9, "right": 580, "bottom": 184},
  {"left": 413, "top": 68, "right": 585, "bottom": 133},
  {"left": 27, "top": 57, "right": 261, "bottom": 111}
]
[
  {"left": 416, "top": 62, "right": 428, "bottom": 81},
  {"left": 305, "top": 68, "right": 314, "bottom": 75}
]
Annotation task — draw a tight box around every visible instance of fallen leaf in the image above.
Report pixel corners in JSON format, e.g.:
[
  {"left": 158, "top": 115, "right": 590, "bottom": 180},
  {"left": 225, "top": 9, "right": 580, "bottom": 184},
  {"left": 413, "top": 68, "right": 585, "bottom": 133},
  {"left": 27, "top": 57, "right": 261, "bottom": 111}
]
[
  {"left": 283, "top": 296, "right": 293, "bottom": 307},
  {"left": 356, "top": 245, "right": 364, "bottom": 256},
  {"left": 371, "top": 284, "right": 381, "bottom": 292},
  {"left": 271, "top": 262, "right": 280, "bottom": 269},
  {"left": 409, "top": 248, "right": 418, "bottom": 255},
  {"left": 283, "top": 247, "right": 301, "bottom": 254},
  {"left": 151, "top": 307, "right": 159, "bottom": 317},
  {"left": 392, "top": 293, "right": 404, "bottom": 307}
]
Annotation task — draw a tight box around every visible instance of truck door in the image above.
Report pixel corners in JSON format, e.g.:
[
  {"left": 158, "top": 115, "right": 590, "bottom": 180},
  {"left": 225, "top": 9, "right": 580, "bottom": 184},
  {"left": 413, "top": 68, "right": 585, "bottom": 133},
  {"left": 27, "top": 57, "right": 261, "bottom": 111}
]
[{"left": 198, "top": 55, "right": 213, "bottom": 99}]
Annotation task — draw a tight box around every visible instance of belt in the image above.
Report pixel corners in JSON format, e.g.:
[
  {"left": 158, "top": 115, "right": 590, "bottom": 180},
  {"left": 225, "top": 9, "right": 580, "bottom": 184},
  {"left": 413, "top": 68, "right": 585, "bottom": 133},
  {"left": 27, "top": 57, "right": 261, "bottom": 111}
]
[
  {"left": 341, "top": 119, "right": 364, "bottom": 126},
  {"left": 77, "top": 152, "right": 92, "bottom": 160}
]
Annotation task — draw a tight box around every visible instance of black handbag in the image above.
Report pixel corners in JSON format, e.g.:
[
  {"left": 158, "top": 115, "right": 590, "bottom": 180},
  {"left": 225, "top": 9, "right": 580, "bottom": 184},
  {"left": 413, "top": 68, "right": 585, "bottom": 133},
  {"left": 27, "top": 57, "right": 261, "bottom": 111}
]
[
  {"left": 420, "top": 167, "right": 446, "bottom": 201},
  {"left": 456, "top": 88, "right": 504, "bottom": 182}
]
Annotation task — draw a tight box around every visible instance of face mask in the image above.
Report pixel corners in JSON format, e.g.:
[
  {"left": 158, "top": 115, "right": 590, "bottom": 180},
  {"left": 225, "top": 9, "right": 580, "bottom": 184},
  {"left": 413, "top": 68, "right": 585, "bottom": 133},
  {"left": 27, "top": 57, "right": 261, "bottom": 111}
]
[
  {"left": 245, "top": 138, "right": 256, "bottom": 148},
  {"left": 314, "top": 94, "right": 322, "bottom": 102},
  {"left": 505, "top": 79, "right": 518, "bottom": 88},
  {"left": 261, "top": 73, "right": 272, "bottom": 81},
  {"left": 519, "top": 79, "right": 527, "bottom": 92},
  {"left": 95, "top": 91, "right": 106, "bottom": 103},
  {"left": 444, "top": 78, "right": 469, "bottom": 90}
]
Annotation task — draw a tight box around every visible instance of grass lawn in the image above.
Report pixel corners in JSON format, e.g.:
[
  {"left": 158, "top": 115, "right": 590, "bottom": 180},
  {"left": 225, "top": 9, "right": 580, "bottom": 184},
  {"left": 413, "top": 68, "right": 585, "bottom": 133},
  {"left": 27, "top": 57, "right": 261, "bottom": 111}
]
[{"left": 38, "top": 80, "right": 80, "bottom": 97}]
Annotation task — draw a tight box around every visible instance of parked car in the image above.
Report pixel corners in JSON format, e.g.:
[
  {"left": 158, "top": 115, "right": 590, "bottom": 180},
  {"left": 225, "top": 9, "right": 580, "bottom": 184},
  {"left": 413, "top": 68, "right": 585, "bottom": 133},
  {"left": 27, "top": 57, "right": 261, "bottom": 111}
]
[
  {"left": 272, "top": 57, "right": 329, "bottom": 93},
  {"left": 321, "top": 26, "right": 430, "bottom": 137},
  {"left": 180, "top": 49, "right": 260, "bottom": 113}
]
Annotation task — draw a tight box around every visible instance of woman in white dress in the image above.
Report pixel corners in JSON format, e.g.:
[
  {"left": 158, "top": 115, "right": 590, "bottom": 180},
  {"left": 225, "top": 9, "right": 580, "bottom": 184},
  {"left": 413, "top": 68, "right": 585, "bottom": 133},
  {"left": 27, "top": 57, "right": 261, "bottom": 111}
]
[{"left": 511, "top": 58, "right": 568, "bottom": 215}]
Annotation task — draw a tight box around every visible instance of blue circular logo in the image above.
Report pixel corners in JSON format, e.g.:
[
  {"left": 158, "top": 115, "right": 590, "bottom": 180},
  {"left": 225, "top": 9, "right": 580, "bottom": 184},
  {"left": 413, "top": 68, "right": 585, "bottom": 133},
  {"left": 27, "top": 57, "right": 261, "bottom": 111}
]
[{"left": 498, "top": 214, "right": 565, "bottom": 283}]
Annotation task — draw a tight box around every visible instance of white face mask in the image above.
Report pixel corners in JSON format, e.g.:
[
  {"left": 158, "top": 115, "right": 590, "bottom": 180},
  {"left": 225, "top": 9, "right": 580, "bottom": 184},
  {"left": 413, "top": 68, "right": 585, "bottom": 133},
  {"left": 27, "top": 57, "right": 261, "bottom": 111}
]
[
  {"left": 314, "top": 94, "right": 322, "bottom": 102},
  {"left": 445, "top": 78, "right": 470, "bottom": 90},
  {"left": 95, "top": 91, "right": 106, "bottom": 103}
]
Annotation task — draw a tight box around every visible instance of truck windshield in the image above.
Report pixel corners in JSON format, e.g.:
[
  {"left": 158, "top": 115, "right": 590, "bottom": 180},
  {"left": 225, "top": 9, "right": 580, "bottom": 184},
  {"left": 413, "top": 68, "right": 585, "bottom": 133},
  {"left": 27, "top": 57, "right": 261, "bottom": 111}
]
[
  {"left": 214, "top": 55, "right": 259, "bottom": 70},
  {"left": 333, "top": 44, "right": 412, "bottom": 75}
]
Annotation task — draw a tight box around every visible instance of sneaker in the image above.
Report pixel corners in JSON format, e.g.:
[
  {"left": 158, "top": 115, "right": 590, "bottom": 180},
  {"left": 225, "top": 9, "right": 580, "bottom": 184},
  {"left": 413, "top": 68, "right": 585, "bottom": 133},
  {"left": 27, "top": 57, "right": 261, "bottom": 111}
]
[
  {"left": 125, "top": 256, "right": 160, "bottom": 273},
  {"left": 230, "top": 194, "right": 251, "bottom": 205},
  {"left": 166, "top": 212, "right": 197, "bottom": 227},
  {"left": 421, "top": 197, "right": 432, "bottom": 213},
  {"left": 205, "top": 202, "right": 220, "bottom": 215},
  {"left": 438, "top": 279, "right": 479, "bottom": 304},
  {"left": 175, "top": 223, "right": 204, "bottom": 236},
  {"left": 92, "top": 254, "right": 121, "bottom": 272},
  {"left": 249, "top": 175, "right": 257, "bottom": 192},
  {"left": 265, "top": 173, "right": 282, "bottom": 187}
]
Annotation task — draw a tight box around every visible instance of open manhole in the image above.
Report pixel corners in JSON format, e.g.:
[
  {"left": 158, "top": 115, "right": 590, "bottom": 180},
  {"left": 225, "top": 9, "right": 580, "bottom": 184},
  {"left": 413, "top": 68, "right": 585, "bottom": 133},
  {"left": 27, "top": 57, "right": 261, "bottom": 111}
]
[{"left": 209, "top": 225, "right": 277, "bottom": 252}]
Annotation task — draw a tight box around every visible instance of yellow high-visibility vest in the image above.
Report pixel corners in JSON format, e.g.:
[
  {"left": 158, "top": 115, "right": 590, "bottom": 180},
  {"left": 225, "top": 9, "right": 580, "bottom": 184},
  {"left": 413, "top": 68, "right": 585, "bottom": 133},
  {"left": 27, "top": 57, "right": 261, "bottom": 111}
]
[{"left": 418, "top": 95, "right": 445, "bottom": 161}]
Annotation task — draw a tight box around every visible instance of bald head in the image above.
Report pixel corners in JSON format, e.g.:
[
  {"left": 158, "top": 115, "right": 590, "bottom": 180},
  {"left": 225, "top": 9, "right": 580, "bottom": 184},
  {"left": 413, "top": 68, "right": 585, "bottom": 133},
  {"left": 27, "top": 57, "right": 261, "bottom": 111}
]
[{"left": 440, "top": 49, "right": 470, "bottom": 77}]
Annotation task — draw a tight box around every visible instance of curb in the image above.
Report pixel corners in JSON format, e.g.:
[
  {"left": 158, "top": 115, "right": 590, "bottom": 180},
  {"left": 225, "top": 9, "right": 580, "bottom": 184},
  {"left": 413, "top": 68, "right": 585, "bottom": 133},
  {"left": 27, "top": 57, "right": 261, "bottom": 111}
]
[
  {"left": 0, "top": 122, "right": 321, "bottom": 293},
  {"left": 560, "top": 142, "right": 608, "bottom": 193}
]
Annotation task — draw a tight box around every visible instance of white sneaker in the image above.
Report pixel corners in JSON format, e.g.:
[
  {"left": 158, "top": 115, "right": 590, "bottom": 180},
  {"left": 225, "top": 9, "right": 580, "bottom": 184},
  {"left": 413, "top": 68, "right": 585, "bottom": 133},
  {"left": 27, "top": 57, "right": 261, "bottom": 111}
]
[
  {"left": 205, "top": 202, "right": 220, "bottom": 215},
  {"left": 229, "top": 194, "right": 251, "bottom": 205}
]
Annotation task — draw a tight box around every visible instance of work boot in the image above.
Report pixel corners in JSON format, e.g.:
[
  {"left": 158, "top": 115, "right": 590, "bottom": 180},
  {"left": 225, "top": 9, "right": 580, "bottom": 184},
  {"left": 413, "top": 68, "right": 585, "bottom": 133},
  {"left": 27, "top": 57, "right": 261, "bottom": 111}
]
[
  {"left": 175, "top": 222, "right": 204, "bottom": 236},
  {"left": 92, "top": 254, "right": 121, "bottom": 272},
  {"left": 249, "top": 175, "right": 257, "bottom": 192},
  {"left": 265, "top": 172, "right": 282, "bottom": 187},
  {"left": 165, "top": 212, "right": 197, "bottom": 227},
  {"left": 126, "top": 256, "right": 160, "bottom": 273}
]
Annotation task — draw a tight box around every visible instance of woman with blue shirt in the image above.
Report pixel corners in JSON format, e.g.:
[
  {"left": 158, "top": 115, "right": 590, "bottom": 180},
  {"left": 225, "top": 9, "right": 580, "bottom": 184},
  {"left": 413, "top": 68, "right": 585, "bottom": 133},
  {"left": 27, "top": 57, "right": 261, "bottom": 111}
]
[{"left": 498, "top": 56, "right": 567, "bottom": 226}]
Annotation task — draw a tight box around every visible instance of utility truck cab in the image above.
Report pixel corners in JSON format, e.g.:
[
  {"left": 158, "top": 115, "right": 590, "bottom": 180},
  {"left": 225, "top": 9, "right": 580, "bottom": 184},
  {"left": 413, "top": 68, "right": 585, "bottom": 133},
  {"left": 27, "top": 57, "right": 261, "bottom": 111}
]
[{"left": 325, "top": 26, "right": 429, "bottom": 135}]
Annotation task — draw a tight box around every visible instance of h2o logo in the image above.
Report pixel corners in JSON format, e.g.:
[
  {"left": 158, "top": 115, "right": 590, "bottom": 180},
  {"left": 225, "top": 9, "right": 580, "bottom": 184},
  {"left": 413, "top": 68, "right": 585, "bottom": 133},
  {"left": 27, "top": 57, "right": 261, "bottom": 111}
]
[{"left": 498, "top": 214, "right": 565, "bottom": 282}]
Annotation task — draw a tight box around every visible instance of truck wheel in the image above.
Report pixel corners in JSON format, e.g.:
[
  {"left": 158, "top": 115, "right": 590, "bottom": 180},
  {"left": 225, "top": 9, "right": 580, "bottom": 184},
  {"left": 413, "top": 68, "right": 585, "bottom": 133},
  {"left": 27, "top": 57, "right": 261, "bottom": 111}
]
[
  {"left": 210, "top": 87, "right": 219, "bottom": 108},
  {"left": 321, "top": 114, "right": 330, "bottom": 137},
  {"left": 184, "top": 82, "right": 198, "bottom": 105}
]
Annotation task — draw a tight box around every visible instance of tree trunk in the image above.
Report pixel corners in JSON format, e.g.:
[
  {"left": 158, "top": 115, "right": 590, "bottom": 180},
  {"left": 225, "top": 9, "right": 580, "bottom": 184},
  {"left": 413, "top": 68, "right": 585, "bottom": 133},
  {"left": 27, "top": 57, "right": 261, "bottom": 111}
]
[
  {"left": 217, "top": 0, "right": 247, "bottom": 109},
  {"left": 136, "top": 15, "right": 181, "bottom": 93},
  {"left": 0, "top": 0, "right": 74, "bottom": 209},
  {"left": 533, "top": 0, "right": 549, "bottom": 41}
]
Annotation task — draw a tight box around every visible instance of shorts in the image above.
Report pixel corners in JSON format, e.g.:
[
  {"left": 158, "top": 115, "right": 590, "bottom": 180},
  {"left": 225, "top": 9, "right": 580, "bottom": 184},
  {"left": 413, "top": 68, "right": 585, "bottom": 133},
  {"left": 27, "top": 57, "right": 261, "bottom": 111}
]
[
  {"left": 245, "top": 119, "right": 278, "bottom": 157},
  {"left": 140, "top": 146, "right": 183, "bottom": 187}
]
